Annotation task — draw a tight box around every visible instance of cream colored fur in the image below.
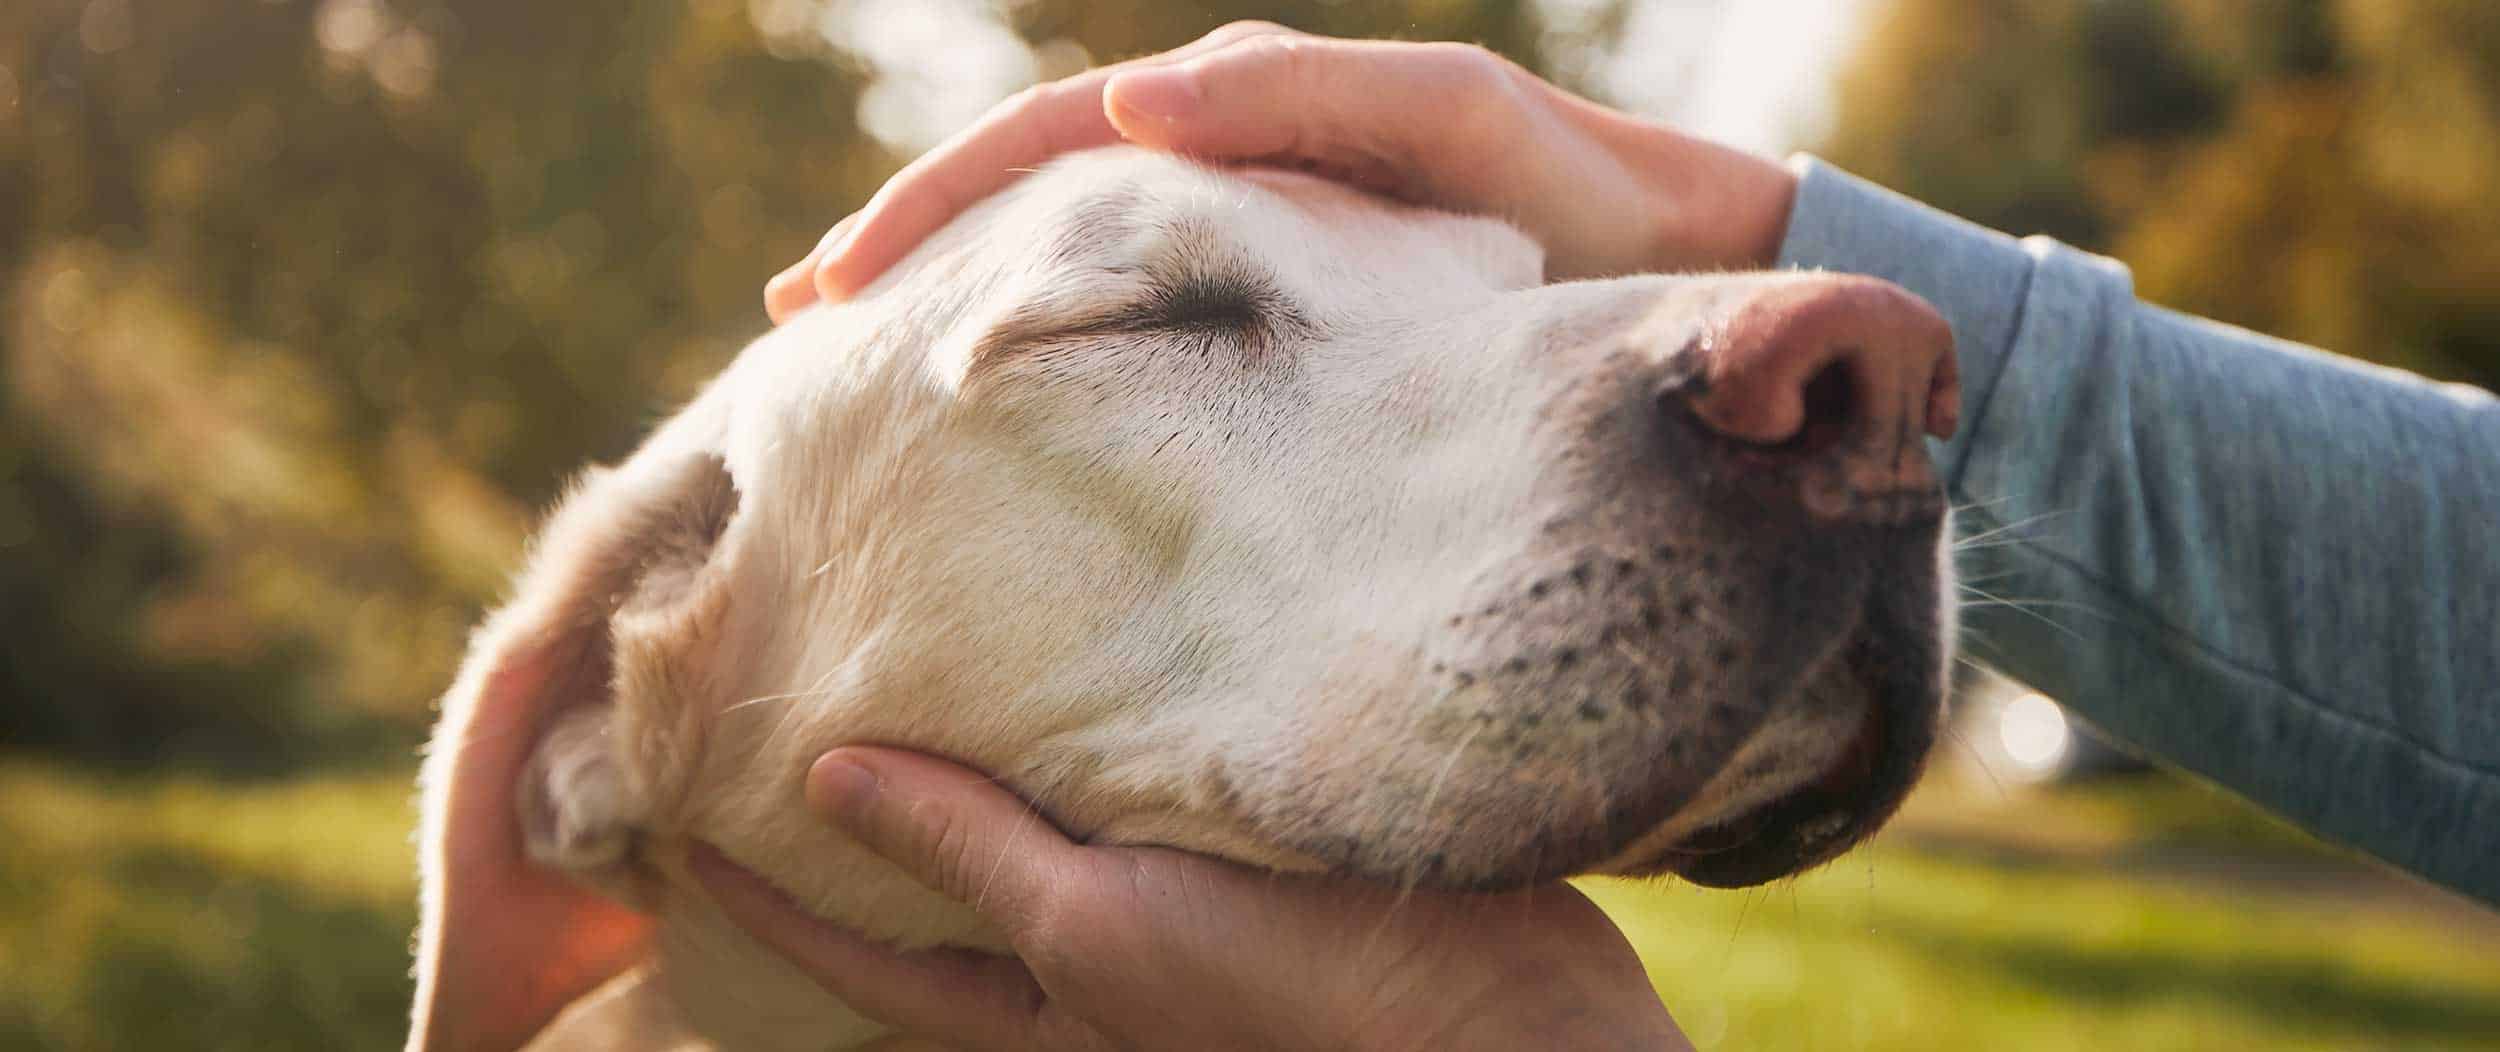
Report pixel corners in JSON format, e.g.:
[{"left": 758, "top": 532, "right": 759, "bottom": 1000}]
[{"left": 413, "top": 148, "right": 1956, "bottom": 1051}]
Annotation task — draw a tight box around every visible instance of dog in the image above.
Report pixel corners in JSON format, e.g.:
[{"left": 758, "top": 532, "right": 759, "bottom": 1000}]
[{"left": 408, "top": 146, "right": 1961, "bottom": 1050}]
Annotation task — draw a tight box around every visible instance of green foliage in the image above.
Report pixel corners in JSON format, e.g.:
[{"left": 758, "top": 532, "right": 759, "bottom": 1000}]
[
  {"left": 1591, "top": 848, "right": 2500, "bottom": 1051},
  {"left": 6, "top": 759, "right": 2495, "bottom": 1050},
  {"left": 5, "top": 1, "right": 2490, "bottom": 769},
  {"left": 0, "top": 1, "right": 1571, "bottom": 771},
  {"left": 1825, "top": 0, "right": 2500, "bottom": 389},
  {"left": 0, "top": 762, "right": 419, "bottom": 1050},
  {"left": 3, "top": 0, "right": 859, "bottom": 767}
]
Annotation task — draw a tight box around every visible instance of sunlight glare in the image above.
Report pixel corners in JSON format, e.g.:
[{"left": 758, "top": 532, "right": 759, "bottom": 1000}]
[{"left": 1997, "top": 691, "right": 2073, "bottom": 777}]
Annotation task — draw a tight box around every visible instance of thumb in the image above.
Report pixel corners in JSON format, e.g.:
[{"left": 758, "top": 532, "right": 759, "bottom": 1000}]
[{"left": 807, "top": 747, "right": 1083, "bottom": 931}]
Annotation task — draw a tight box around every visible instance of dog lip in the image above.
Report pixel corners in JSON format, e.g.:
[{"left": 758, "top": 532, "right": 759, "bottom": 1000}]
[
  {"left": 1659, "top": 716, "right": 1879, "bottom": 887},
  {"left": 1661, "top": 628, "right": 1935, "bottom": 888}
]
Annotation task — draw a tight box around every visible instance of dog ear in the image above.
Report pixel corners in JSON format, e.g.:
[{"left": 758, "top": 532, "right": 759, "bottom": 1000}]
[{"left": 409, "top": 443, "right": 739, "bottom": 1052}]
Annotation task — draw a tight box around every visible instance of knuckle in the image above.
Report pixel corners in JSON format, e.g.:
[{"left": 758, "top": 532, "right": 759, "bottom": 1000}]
[
  {"left": 918, "top": 805, "right": 988, "bottom": 900},
  {"left": 1417, "top": 42, "right": 1533, "bottom": 143},
  {"left": 1227, "top": 31, "right": 1315, "bottom": 79},
  {"left": 1003, "top": 860, "right": 1115, "bottom": 965},
  {"left": 1205, "top": 19, "right": 1295, "bottom": 46},
  {"left": 1419, "top": 41, "right": 1514, "bottom": 87},
  {"left": 1008, "top": 873, "right": 1081, "bottom": 947}
]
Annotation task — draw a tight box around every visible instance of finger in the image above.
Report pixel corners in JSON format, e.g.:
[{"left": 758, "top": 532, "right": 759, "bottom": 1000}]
[
  {"left": 811, "top": 85, "right": 1101, "bottom": 303},
  {"left": 689, "top": 841, "right": 1048, "bottom": 1052},
  {"left": 766, "top": 213, "right": 857, "bottom": 324},
  {"left": 813, "top": 21, "right": 1297, "bottom": 302},
  {"left": 805, "top": 748, "right": 1089, "bottom": 935},
  {"left": 1103, "top": 37, "right": 1524, "bottom": 182}
]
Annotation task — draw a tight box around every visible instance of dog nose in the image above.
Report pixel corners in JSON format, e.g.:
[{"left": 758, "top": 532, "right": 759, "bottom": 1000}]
[{"left": 1671, "top": 277, "right": 1960, "bottom": 488}]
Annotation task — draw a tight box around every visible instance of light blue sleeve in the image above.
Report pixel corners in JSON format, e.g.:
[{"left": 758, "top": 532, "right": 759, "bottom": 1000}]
[{"left": 1776, "top": 156, "right": 2500, "bottom": 905}]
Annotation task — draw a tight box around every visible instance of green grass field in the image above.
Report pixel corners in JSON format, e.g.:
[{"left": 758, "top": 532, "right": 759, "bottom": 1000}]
[{"left": 3, "top": 759, "right": 2495, "bottom": 1051}]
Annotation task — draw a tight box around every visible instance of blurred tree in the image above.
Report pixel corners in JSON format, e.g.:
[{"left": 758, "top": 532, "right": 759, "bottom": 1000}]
[
  {"left": 1825, "top": 0, "right": 2500, "bottom": 389},
  {"left": 2, "top": 0, "right": 869, "bottom": 769},
  {"left": 0, "top": 0, "right": 1597, "bottom": 771},
  {"left": 11, "top": 0, "right": 2495, "bottom": 772}
]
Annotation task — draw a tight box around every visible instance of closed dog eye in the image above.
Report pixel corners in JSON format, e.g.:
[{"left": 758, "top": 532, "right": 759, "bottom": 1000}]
[
  {"left": 970, "top": 270, "right": 1309, "bottom": 376},
  {"left": 1114, "top": 273, "right": 1278, "bottom": 337},
  {"left": 1134, "top": 278, "right": 1261, "bottom": 331}
]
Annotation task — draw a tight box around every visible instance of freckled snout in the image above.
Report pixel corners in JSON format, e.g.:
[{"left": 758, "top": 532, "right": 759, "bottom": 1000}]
[
  {"left": 1342, "top": 271, "right": 1962, "bottom": 892},
  {"left": 1669, "top": 277, "right": 1960, "bottom": 521}
]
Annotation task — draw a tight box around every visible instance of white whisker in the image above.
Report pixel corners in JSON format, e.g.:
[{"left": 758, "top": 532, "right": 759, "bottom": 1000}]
[
  {"left": 1361, "top": 720, "right": 1485, "bottom": 954},
  {"left": 1950, "top": 507, "right": 2070, "bottom": 550},
  {"left": 1956, "top": 590, "right": 2101, "bottom": 616},
  {"left": 720, "top": 687, "right": 831, "bottom": 715},
  {"left": 1947, "top": 491, "right": 2024, "bottom": 515},
  {"left": 1938, "top": 719, "right": 2006, "bottom": 795},
  {"left": 1954, "top": 582, "right": 2091, "bottom": 641}
]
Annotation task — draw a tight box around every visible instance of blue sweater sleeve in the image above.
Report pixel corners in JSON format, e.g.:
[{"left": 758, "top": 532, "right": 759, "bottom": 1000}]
[{"left": 1776, "top": 156, "right": 2500, "bottom": 905}]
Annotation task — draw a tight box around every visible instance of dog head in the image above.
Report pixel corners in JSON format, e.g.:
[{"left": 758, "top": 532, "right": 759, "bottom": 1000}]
[{"left": 411, "top": 147, "right": 1958, "bottom": 1050}]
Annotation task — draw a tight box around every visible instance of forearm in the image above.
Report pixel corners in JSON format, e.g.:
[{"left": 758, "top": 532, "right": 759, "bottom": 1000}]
[{"left": 1776, "top": 158, "right": 2500, "bottom": 904}]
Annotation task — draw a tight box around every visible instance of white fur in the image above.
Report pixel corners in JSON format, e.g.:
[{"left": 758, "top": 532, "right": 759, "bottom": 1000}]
[{"left": 415, "top": 148, "right": 1956, "bottom": 1051}]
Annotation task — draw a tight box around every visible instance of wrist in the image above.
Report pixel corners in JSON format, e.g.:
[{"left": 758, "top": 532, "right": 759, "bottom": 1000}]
[
  {"left": 1647, "top": 132, "right": 1799, "bottom": 273},
  {"left": 1710, "top": 142, "right": 1802, "bottom": 270},
  {"left": 1587, "top": 104, "right": 1798, "bottom": 272}
]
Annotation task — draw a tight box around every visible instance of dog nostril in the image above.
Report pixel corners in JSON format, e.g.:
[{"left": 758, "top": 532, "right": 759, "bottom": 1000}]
[
  {"left": 1792, "top": 362, "right": 1857, "bottom": 451},
  {"left": 1704, "top": 360, "right": 1857, "bottom": 458},
  {"left": 1670, "top": 276, "right": 1958, "bottom": 458}
]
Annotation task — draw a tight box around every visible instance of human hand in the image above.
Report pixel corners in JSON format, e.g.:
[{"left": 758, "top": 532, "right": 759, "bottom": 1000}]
[
  {"left": 765, "top": 23, "right": 1799, "bottom": 322},
  {"left": 691, "top": 747, "right": 1693, "bottom": 1052}
]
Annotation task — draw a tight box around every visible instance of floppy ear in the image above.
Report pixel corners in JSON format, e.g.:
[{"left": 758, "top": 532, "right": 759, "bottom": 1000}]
[{"left": 409, "top": 444, "right": 739, "bottom": 1052}]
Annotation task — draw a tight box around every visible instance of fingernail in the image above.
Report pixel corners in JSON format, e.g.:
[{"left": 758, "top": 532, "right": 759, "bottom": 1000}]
[
  {"left": 806, "top": 753, "right": 881, "bottom": 823},
  {"left": 1111, "top": 68, "right": 1200, "bottom": 122}
]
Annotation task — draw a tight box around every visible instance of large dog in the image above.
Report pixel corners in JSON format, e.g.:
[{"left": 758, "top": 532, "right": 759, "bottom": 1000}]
[{"left": 409, "top": 147, "right": 1961, "bottom": 1050}]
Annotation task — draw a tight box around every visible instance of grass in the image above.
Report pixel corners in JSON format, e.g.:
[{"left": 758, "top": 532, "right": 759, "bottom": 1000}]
[
  {"left": 0, "top": 764, "right": 417, "bottom": 1051},
  {"left": 1587, "top": 770, "right": 2500, "bottom": 1050},
  {"left": 2, "top": 758, "right": 2495, "bottom": 1051}
]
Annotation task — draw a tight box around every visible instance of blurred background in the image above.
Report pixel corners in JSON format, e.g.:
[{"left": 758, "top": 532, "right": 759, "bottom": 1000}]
[{"left": 4, "top": 0, "right": 2498, "bottom": 1048}]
